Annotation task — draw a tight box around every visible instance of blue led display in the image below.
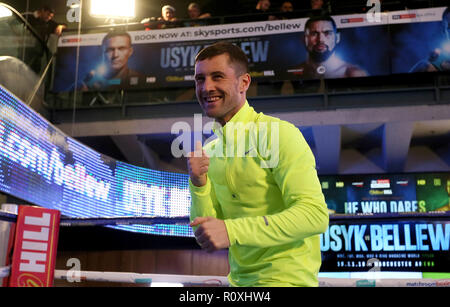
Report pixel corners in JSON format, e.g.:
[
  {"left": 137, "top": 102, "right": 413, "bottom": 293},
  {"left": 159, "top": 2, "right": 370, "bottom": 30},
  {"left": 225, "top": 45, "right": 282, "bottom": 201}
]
[{"left": 0, "top": 85, "right": 193, "bottom": 237}]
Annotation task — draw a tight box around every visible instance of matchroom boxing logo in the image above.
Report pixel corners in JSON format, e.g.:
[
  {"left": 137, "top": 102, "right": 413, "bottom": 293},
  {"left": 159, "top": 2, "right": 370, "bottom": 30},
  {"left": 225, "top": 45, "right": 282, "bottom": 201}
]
[{"left": 170, "top": 114, "right": 280, "bottom": 168}]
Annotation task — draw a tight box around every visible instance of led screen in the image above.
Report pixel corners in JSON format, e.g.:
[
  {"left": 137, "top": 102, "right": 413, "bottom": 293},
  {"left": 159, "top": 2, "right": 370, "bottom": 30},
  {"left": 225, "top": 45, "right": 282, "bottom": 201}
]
[
  {"left": 320, "top": 173, "right": 450, "bottom": 214},
  {"left": 0, "top": 85, "right": 192, "bottom": 237},
  {"left": 321, "top": 215, "right": 450, "bottom": 272}
]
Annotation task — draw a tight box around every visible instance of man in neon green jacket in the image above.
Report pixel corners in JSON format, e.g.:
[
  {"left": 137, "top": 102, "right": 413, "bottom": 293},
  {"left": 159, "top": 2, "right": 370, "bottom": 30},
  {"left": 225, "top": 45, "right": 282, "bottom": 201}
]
[{"left": 188, "top": 42, "right": 329, "bottom": 287}]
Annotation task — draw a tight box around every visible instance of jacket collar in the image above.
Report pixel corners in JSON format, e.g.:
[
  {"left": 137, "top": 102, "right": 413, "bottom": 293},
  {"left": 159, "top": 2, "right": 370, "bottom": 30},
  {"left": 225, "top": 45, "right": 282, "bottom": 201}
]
[{"left": 212, "top": 101, "right": 254, "bottom": 137}]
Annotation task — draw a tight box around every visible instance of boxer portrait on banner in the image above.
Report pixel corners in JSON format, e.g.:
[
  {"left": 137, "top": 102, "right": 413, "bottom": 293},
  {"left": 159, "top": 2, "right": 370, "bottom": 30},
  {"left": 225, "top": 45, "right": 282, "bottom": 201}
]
[
  {"left": 289, "top": 15, "right": 368, "bottom": 79},
  {"left": 79, "top": 31, "right": 144, "bottom": 91},
  {"left": 410, "top": 7, "right": 450, "bottom": 72}
]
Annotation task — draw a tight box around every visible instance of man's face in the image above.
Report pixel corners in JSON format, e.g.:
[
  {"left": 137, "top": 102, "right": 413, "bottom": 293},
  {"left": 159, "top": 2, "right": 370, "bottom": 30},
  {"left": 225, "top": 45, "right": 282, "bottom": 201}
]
[
  {"left": 103, "top": 36, "right": 133, "bottom": 74},
  {"left": 188, "top": 7, "right": 200, "bottom": 19},
  {"left": 194, "top": 54, "right": 250, "bottom": 125},
  {"left": 40, "top": 10, "right": 54, "bottom": 22},
  {"left": 163, "top": 8, "right": 175, "bottom": 21},
  {"left": 281, "top": 2, "right": 293, "bottom": 12},
  {"left": 311, "top": 0, "right": 324, "bottom": 10},
  {"left": 304, "top": 20, "right": 339, "bottom": 62},
  {"left": 259, "top": 0, "right": 271, "bottom": 11}
]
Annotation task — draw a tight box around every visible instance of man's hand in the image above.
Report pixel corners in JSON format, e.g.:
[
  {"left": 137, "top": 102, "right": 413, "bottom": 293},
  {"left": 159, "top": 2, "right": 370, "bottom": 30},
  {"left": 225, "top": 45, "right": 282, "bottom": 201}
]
[
  {"left": 54, "top": 24, "right": 67, "bottom": 36},
  {"left": 190, "top": 217, "right": 230, "bottom": 253},
  {"left": 187, "top": 141, "right": 209, "bottom": 187}
]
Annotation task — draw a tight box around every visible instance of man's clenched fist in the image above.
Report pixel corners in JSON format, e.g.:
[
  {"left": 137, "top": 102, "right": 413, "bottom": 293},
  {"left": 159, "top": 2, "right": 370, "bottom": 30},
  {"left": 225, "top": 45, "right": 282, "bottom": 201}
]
[
  {"left": 187, "top": 141, "right": 209, "bottom": 187},
  {"left": 190, "top": 216, "right": 230, "bottom": 253}
]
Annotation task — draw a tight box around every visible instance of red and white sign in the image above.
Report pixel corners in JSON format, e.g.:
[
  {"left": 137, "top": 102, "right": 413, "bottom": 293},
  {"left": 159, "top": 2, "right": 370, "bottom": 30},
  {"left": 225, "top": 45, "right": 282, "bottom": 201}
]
[
  {"left": 388, "top": 7, "right": 444, "bottom": 24},
  {"left": 370, "top": 179, "right": 391, "bottom": 189},
  {"left": 8, "top": 206, "right": 60, "bottom": 287}
]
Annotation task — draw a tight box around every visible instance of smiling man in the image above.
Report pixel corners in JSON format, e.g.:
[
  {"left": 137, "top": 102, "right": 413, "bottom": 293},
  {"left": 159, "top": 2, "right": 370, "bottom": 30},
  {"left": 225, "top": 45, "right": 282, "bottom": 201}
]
[{"left": 188, "top": 42, "right": 329, "bottom": 287}]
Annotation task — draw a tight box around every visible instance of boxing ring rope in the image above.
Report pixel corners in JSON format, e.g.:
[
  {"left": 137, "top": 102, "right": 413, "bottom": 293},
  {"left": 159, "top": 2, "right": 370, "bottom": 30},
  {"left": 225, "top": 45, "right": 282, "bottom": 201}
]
[
  {"left": 1, "top": 209, "right": 449, "bottom": 287},
  {"left": 1, "top": 264, "right": 449, "bottom": 287},
  {"left": 0, "top": 265, "right": 229, "bottom": 286},
  {"left": 0, "top": 211, "right": 191, "bottom": 227},
  {"left": 0, "top": 209, "right": 233, "bottom": 287}
]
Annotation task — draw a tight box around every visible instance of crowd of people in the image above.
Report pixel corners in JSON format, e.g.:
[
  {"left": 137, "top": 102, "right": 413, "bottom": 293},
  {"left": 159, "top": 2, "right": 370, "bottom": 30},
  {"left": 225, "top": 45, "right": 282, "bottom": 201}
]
[
  {"left": 22, "top": 1, "right": 440, "bottom": 36},
  {"left": 147, "top": 0, "right": 437, "bottom": 24},
  {"left": 136, "top": 0, "right": 436, "bottom": 28},
  {"left": 135, "top": 0, "right": 333, "bottom": 29},
  {"left": 147, "top": 0, "right": 329, "bottom": 25}
]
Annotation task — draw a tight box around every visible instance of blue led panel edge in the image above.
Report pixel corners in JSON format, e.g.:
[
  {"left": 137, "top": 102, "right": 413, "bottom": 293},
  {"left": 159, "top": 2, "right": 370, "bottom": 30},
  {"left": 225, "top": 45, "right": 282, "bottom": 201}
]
[{"left": 0, "top": 85, "right": 193, "bottom": 237}]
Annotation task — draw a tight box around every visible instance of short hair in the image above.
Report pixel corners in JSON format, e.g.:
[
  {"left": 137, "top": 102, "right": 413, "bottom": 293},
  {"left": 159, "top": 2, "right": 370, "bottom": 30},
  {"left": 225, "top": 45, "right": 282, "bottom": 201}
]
[
  {"left": 162, "top": 5, "right": 176, "bottom": 12},
  {"left": 40, "top": 5, "right": 55, "bottom": 14},
  {"left": 195, "top": 42, "right": 249, "bottom": 75},
  {"left": 101, "top": 31, "right": 132, "bottom": 47},
  {"left": 188, "top": 2, "right": 200, "bottom": 10},
  {"left": 304, "top": 15, "right": 337, "bottom": 33}
]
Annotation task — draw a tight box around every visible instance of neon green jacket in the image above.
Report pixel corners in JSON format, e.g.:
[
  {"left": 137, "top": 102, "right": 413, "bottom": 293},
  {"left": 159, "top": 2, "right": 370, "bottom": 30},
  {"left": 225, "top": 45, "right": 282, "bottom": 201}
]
[{"left": 189, "top": 102, "right": 329, "bottom": 287}]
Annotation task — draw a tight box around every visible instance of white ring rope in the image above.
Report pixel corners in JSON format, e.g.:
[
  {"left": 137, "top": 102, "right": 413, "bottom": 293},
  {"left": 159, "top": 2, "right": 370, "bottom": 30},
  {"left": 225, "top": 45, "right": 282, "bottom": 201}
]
[
  {"left": 2, "top": 266, "right": 449, "bottom": 287},
  {"left": 54, "top": 270, "right": 229, "bottom": 286},
  {"left": 1, "top": 210, "right": 449, "bottom": 287},
  {"left": 318, "top": 277, "right": 450, "bottom": 287},
  {"left": 0, "top": 211, "right": 191, "bottom": 226}
]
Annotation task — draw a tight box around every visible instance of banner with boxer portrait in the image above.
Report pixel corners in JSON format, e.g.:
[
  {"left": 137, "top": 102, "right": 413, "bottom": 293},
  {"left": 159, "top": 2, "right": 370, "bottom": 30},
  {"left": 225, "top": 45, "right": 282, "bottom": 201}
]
[
  {"left": 389, "top": 7, "right": 450, "bottom": 73},
  {"left": 53, "top": 9, "right": 397, "bottom": 92},
  {"left": 53, "top": 7, "right": 448, "bottom": 93}
]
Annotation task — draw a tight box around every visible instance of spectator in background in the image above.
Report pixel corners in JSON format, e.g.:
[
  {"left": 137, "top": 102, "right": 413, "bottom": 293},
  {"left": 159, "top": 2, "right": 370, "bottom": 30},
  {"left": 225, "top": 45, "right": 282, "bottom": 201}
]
[
  {"left": 159, "top": 5, "right": 178, "bottom": 22},
  {"left": 23, "top": 5, "right": 66, "bottom": 42},
  {"left": 250, "top": 0, "right": 276, "bottom": 21},
  {"left": 308, "top": 0, "right": 331, "bottom": 17},
  {"left": 188, "top": 2, "right": 211, "bottom": 19},
  {"left": 310, "top": 0, "right": 324, "bottom": 10},
  {"left": 157, "top": 5, "right": 179, "bottom": 29},
  {"left": 280, "top": 1, "right": 294, "bottom": 13},
  {"left": 276, "top": 1, "right": 294, "bottom": 20},
  {"left": 184, "top": 2, "right": 212, "bottom": 27},
  {"left": 255, "top": 0, "right": 271, "bottom": 13},
  {"left": 22, "top": 5, "right": 66, "bottom": 73}
]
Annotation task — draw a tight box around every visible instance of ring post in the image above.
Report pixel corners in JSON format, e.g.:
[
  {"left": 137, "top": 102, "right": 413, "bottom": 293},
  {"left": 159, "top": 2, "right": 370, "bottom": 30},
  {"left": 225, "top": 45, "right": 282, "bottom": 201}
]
[{"left": 0, "top": 204, "right": 18, "bottom": 287}]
